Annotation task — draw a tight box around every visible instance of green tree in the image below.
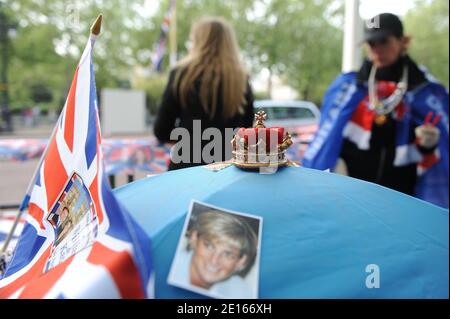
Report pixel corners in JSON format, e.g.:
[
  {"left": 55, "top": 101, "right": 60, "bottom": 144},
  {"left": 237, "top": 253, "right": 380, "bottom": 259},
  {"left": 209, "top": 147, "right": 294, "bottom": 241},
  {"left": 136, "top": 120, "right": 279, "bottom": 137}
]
[
  {"left": 8, "top": 0, "right": 158, "bottom": 111},
  {"left": 7, "top": 0, "right": 346, "bottom": 113},
  {"left": 404, "top": 0, "right": 449, "bottom": 88},
  {"left": 242, "top": 0, "right": 343, "bottom": 103}
]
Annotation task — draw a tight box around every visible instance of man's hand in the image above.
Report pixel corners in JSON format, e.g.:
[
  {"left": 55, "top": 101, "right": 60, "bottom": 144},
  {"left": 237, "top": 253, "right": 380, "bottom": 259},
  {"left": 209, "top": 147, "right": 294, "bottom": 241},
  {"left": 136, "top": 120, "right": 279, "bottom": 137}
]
[
  {"left": 415, "top": 125, "right": 440, "bottom": 149},
  {"left": 334, "top": 158, "right": 349, "bottom": 176}
]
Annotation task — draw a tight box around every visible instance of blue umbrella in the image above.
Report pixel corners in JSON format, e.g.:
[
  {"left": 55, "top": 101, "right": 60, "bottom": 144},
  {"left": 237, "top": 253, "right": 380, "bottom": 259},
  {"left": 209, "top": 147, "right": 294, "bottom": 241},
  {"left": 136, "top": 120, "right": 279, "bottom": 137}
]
[{"left": 114, "top": 165, "right": 448, "bottom": 298}]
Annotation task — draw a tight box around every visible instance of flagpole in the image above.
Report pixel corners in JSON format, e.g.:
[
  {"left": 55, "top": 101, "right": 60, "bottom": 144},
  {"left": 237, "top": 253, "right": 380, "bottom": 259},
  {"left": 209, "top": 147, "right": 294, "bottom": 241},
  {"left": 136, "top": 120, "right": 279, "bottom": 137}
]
[
  {"left": 169, "top": 0, "right": 177, "bottom": 67},
  {"left": 0, "top": 14, "right": 103, "bottom": 264},
  {"left": 342, "top": 0, "right": 362, "bottom": 72}
]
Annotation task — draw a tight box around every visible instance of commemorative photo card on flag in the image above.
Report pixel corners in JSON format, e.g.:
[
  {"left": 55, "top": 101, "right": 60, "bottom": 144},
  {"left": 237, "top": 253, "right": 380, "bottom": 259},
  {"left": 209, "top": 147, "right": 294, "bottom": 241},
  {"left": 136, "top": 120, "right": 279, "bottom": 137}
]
[
  {"left": 45, "top": 173, "right": 98, "bottom": 272},
  {"left": 168, "top": 200, "right": 262, "bottom": 299}
]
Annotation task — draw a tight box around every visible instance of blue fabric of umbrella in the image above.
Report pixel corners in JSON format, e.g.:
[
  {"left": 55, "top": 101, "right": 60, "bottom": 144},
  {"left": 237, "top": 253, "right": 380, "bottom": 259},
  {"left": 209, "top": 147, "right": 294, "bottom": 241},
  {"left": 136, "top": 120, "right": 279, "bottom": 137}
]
[{"left": 114, "top": 165, "right": 448, "bottom": 298}]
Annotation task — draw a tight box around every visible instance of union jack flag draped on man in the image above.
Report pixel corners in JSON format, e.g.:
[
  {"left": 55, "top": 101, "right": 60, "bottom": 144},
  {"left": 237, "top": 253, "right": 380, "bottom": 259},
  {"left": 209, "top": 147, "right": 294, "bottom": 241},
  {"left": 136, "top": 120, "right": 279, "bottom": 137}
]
[
  {"left": 0, "top": 28, "right": 154, "bottom": 298},
  {"left": 303, "top": 72, "right": 449, "bottom": 208}
]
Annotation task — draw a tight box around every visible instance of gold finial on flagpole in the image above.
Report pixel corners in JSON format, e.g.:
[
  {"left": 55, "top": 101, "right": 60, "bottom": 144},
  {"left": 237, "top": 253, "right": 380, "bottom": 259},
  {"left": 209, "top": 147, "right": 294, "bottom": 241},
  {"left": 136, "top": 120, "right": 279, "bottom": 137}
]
[{"left": 90, "top": 14, "right": 103, "bottom": 35}]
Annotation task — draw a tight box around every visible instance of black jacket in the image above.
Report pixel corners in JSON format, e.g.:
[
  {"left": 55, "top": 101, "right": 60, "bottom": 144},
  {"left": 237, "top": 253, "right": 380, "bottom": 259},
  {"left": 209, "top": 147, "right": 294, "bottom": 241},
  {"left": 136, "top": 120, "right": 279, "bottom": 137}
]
[
  {"left": 154, "top": 70, "right": 254, "bottom": 170},
  {"left": 340, "top": 55, "right": 431, "bottom": 196}
]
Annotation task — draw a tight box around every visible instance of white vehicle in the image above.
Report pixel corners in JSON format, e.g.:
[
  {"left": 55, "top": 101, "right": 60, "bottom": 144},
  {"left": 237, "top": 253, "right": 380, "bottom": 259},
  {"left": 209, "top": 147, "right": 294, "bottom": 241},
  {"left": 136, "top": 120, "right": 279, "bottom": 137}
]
[{"left": 254, "top": 100, "right": 320, "bottom": 160}]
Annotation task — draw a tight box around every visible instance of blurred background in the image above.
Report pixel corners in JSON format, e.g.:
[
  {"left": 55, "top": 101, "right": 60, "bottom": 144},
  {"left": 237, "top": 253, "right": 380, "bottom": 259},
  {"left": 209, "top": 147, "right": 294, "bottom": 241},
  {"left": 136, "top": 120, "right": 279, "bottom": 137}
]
[{"left": 0, "top": 0, "right": 448, "bottom": 206}]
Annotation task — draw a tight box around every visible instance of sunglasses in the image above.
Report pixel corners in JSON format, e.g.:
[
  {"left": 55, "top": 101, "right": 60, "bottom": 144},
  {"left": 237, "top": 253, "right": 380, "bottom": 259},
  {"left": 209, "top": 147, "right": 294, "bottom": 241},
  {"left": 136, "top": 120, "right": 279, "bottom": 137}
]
[{"left": 367, "top": 37, "right": 389, "bottom": 47}]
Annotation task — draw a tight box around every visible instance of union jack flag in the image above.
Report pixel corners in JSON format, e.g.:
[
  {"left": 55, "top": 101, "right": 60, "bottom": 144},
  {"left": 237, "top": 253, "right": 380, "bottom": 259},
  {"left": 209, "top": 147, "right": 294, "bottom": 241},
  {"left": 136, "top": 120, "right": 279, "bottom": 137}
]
[
  {"left": 0, "top": 211, "right": 25, "bottom": 252},
  {"left": 151, "top": 0, "right": 176, "bottom": 73},
  {"left": 0, "top": 31, "right": 154, "bottom": 298}
]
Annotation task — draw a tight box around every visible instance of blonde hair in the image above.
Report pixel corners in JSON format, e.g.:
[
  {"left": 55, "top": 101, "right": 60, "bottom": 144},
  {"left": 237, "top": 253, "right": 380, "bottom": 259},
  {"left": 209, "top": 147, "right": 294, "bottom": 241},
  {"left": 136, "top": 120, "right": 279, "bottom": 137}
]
[
  {"left": 187, "top": 210, "right": 258, "bottom": 276},
  {"left": 173, "top": 17, "right": 248, "bottom": 120}
]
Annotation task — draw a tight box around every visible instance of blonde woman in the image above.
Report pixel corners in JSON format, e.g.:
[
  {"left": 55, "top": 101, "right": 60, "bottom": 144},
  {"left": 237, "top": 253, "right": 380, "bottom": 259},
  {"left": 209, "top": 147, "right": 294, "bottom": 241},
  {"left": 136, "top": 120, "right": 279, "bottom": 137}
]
[{"left": 154, "top": 17, "right": 254, "bottom": 170}]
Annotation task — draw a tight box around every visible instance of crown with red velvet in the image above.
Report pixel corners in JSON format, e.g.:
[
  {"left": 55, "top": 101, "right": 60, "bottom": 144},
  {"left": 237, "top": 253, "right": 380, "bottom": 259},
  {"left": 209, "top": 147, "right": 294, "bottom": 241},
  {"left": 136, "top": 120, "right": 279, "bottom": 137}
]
[{"left": 231, "top": 110, "right": 293, "bottom": 168}]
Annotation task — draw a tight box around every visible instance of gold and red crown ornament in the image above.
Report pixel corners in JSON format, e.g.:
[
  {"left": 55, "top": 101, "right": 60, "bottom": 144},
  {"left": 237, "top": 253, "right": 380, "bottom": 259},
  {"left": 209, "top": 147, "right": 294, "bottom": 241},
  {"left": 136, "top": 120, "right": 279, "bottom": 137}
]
[{"left": 231, "top": 110, "right": 295, "bottom": 169}]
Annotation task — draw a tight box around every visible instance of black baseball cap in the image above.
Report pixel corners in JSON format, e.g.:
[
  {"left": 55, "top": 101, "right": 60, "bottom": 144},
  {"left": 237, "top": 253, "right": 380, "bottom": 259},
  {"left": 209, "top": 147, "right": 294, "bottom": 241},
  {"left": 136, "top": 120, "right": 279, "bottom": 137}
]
[{"left": 363, "top": 13, "right": 404, "bottom": 42}]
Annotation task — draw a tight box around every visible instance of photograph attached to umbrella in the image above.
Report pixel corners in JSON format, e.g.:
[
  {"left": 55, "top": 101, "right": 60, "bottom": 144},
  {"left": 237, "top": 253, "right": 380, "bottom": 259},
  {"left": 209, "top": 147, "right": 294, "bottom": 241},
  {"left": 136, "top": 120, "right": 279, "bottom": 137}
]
[{"left": 168, "top": 201, "right": 262, "bottom": 299}]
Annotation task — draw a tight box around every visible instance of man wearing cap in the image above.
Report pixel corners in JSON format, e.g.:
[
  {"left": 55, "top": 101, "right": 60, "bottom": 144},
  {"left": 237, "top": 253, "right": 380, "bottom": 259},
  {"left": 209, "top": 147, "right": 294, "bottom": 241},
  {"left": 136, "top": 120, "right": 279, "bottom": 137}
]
[{"left": 303, "top": 13, "right": 449, "bottom": 208}]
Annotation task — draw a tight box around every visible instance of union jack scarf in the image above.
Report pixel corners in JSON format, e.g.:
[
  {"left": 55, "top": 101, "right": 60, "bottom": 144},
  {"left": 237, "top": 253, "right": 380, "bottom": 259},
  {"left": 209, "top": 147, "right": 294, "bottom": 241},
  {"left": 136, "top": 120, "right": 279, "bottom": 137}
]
[{"left": 303, "top": 72, "right": 449, "bottom": 208}]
